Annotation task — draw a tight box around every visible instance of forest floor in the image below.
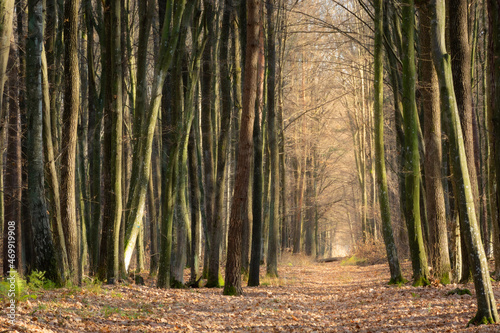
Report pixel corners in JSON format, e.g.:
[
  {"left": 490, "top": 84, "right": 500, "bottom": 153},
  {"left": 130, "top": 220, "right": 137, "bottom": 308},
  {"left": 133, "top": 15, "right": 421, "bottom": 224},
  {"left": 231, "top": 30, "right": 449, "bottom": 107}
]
[{"left": 2, "top": 254, "right": 500, "bottom": 332}]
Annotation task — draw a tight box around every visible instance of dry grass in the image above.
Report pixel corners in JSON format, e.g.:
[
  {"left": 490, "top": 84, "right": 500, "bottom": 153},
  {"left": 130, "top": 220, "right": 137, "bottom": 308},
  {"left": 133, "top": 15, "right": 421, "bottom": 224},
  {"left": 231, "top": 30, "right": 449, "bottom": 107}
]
[
  {"left": 279, "top": 252, "right": 316, "bottom": 267},
  {"left": 344, "top": 240, "right": 388, "bottom": 266}
]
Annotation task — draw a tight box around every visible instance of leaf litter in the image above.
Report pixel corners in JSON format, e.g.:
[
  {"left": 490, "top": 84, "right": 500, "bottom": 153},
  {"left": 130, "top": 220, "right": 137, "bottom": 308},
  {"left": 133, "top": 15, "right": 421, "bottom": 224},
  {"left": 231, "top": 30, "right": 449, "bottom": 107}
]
[{"left": 2, "top": 257, "right": 500, "bottom": 332}]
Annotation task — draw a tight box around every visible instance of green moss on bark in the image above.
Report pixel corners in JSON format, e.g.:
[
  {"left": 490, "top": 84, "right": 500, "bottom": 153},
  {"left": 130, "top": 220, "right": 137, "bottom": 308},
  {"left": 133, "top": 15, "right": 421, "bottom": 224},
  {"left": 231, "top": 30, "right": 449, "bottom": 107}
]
[
  {"left": 467, "top": 314, "right": 495, "bottom": 326},
  {"left": 223, "top": 285, "right": 240, "bottom": 296},
  {"left": 388, "top": 276, "right": 407, "bottom": 286},
  {"left": 412, "top": 275, "right": 430, "bottom": 287}
]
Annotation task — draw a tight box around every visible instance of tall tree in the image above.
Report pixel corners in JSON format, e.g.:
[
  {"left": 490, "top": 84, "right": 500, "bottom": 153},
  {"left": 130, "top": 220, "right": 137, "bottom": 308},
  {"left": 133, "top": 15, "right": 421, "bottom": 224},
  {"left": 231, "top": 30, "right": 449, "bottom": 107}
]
[
  {"left": 432, "top": 0, "right": 498, "bottom": 324},
  {"left": 418, "top": 1, "right": 451, "bottom": 284},
  {"left": 489, "top": 0, "right": 500, "bottom": 287},
  {"left": 3, "top": 41, "right": 21, "bottom": 276},
  {"left": 248, "top": 79, "right": 263, "bottom": 287},
  {"left": 401, "top": 0, "right": 430, "bottom": 286},
  {"left": 373, "top": 0, "right": 404, "bottom": 285},
  {"left": 26, "top": 0, "right": 60, "bottom": 284},
  {"left": 85, "top": 0, "right": 101, "bottom": 274},
  {"left": 266, "top": 0, "right": 279, "bottom": 278},
  {"left": 42, "top": 46, "right": 68, "bottom": 280},
  {"left": 60, "top": 0, "right": 81, "bottom": 285},
  {"left": 449, "top": 0, "right": 477, "bottom": 283},
  {"left": 201, "top": 0, "right": 218, "bottom": 288},
  {"left": 154, "top": 0, "right": 197, "bottom": 288},
  {"left": 210, "top": 0, "right": 234, "bottom": 286},
  {"left": 104, "top": 0, "right": 123, "bottom": 282},
  {"left": 223, "top": 0, "right": 260, "bottom": 296},
  {"left": 124, "top": 0, "right": 189, "bottom": 272},
  {"left": 0, "top": 0, "right": 14, "bottom": 123}
]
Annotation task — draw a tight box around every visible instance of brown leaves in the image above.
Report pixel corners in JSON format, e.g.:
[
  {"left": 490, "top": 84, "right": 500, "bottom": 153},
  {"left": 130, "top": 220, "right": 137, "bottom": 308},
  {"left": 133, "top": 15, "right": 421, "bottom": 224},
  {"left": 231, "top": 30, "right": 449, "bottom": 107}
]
[{"left": 2, "top": 261, "right": 500, "bottom": 332}]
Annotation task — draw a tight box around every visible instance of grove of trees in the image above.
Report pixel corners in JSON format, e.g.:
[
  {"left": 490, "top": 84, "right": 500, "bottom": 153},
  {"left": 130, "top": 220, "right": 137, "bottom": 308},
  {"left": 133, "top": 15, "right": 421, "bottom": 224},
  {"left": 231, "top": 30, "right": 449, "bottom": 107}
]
[{"left": 1, "top": 0, "right": 500, "bottom": 326}]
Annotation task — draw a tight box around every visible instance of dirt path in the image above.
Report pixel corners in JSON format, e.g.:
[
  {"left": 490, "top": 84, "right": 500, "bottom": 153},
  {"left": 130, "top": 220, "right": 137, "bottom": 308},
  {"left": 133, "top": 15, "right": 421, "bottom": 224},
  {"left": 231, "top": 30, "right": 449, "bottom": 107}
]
[{"left": 2, "top": 257, "right": 500, "bottom": 332}]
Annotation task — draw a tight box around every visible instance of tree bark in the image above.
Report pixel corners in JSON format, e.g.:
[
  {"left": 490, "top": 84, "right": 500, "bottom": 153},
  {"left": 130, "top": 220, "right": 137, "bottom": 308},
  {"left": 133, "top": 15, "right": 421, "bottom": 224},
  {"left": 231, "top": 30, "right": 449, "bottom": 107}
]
[
  {"left": 124, "top": 0, "right": 189, "bottom": 272},
  {"left": 401, "top": 0, "right": 430, "bottom": 286},
  {"left": 202, "top": 0, "right": 218, "bottom": 288},
  {"left": 267, "top": 0, "right": 279, "bottom": 278},
  {"left": 60, "top": 0, "right": 81, "bottom": 285},
  {"left": 248, "top": 81, "right": 263, "bottom": 287},
  {"left": 418, "top": 1, "right": 451, "bottom": 284},
  {"left": 223, "top": 0, "right": 259, "bottom": 296},
  {"left": 373, "top": 0, "right": 404, "bottom": 285},
  {"left": 26, "top": 0, "right": 60, "bottom": 284},
  {"left": 3, "top": 41, "right": 21, "bottom": 276},
  {"left": 0, "top": 0, "right": 14, "bottom": 128},
  {"left": 41, "top": 46, "right": 68, "bottom": 280},
  {"left": 157, "top": 3, "right": 203, "bottom": 288},
  {"left": 433, "top": 0, "right": 499, "bottom": 324}
]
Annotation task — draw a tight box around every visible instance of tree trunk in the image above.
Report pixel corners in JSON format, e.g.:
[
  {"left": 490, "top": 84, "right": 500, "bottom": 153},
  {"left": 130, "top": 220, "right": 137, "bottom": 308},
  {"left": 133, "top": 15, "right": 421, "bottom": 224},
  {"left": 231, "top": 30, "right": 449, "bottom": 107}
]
[
  {"left": 100, "top": 0, "right": 123, "bottom": 283},
  {"left": 401, "top": 0, "right": 430, "bottom": 286},
  {"left": 373, "top": 0, "right": 404, "bottom": 285},
  {"left": 266, "top": 0, "right": 279, "bottom": 278},
  {"left": 248, "top": 78, "right": 263, "bottom": 287},
  {"left": 450, "top": 0, "right": 479, "bottom": 220},
  {"left": 202, "top": 0, "right": 218, "bottom": 288},
  {"left": 0, "top": 0, "right": 14, "bottom": 127},
  {"left": 432, "top": 0, "right": 499, "bottom": 324},
  {"left": 26, "top": 0, "right": 61, "bottom": 284},
  {"left": 148, "top": 165, "right": 159, "bottom": 276},
  {"left": 170, "top": 39, "right": 187, "bottom": 287},
  {"left": 60, "top": 0, "right": 81, "bottom": 285},
  {"left": 3, "top": 41, "right": 21, "bottom": 276},
  {"left": 188, "top": 120, "right": 202, "bottom": 285},
  {"left": 418, "top": 2, "right": 451, "bottom": 284},
  {"left": 124, "top": 0, "right": 189, "bottom": 272},
  {"left": 223, "top": 0, "right": 260, "bottom": 296},
  {"left": 157, "top": 3, "right": 203, "bottom": 288},
  {"left": 41, "top": 47, "right": 68, "bottom": 280},
  {"left": 85, "top": 0, "right": 101, "bottom": 275}
]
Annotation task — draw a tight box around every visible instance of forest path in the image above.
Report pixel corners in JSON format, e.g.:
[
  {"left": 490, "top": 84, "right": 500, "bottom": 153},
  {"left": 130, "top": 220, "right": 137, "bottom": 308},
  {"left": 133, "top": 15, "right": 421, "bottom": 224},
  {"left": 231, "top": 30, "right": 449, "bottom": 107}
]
[{"left": 2, "top": 256, "right": 500, "bottom": 332}]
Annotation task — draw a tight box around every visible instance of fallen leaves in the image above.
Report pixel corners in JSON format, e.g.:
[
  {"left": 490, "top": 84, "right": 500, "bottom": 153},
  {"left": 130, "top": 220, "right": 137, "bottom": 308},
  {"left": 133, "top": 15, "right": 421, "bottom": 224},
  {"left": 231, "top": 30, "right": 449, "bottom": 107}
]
[{"left": 2, "top": 260, "right": 500, "bottom": 332}]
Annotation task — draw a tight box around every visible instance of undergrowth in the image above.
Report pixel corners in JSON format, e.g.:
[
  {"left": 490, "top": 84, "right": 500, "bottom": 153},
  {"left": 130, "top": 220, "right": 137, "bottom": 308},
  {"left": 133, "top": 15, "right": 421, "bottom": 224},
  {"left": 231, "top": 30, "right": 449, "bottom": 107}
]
[
  {"left": 342, "top": 240, "right": 387, "bottom": 266},
  {"left": 280, "top": 252, "right": 315, "bottom": 267}
]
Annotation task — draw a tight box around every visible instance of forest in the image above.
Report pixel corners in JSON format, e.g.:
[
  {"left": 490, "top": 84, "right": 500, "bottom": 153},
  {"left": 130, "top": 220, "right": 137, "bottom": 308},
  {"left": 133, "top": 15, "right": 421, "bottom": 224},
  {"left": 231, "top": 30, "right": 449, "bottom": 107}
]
[{"left": 2, "top": 0, "right": 500, "bottom": 331}]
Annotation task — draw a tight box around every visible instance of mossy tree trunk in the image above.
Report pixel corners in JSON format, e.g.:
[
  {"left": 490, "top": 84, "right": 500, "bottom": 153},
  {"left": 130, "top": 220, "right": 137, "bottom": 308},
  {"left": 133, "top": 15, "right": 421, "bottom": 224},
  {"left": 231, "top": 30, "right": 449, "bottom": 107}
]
[
  {"left": 373, "top": 0, "right": 404, "bottom": 285},
  {"left": 41, "top": 47, "right": 68, "bottom": 281},
  {"left": 124, "top": 0, "right": 189, "bottom": 272},
  {"left": 401, "top": 0, "right": 430, "bottom": 287},
  {"left": 432, "top": 0, "right": 499, "bottom": 325},
  {"left": 157, "top": 3, "right": 203, "bottom": 288},
  {"left": 449, "top": 0, "right": 478, "bottom": 283}
]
